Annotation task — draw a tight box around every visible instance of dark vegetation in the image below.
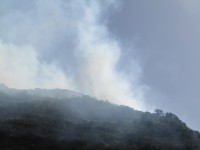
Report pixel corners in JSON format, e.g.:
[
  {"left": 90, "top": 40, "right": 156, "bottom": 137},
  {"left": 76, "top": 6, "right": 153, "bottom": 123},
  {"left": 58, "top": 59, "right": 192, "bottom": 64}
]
[{"left": 0, "top": 84, "right": 200, "bottom": 150}]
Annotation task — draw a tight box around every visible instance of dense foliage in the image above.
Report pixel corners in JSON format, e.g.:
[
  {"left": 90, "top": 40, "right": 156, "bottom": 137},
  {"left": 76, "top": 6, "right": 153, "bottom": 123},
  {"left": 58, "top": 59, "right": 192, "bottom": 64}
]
[{"left": 0, "top": 85, "right": 199, "bottom": 150}]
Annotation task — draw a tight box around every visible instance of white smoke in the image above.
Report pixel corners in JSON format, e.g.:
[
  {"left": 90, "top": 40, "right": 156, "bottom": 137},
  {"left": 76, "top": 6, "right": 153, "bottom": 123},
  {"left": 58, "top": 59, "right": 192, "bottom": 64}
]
[
  {"left": 0, "top": 41, "right": 75, "bottom": 89},
  {"left": 0, "top": 0, "right": 145, "bottom": 110}
]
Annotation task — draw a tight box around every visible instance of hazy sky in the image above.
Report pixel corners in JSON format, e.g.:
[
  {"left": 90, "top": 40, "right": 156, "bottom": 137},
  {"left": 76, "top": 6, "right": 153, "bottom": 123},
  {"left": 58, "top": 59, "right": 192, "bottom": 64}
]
[
  {"left": 109, "top": 0, "right": 200, "bottom": 130},
  {"left": 0, "top": 0, "right": 200, "bottom": 130}
]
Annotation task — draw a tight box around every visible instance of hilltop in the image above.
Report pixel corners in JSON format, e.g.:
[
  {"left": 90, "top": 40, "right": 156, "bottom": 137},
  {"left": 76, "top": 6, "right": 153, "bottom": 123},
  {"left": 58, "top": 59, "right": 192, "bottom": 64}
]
[{"left": 0, "top": 85, "right": 199, "bottom": 150}]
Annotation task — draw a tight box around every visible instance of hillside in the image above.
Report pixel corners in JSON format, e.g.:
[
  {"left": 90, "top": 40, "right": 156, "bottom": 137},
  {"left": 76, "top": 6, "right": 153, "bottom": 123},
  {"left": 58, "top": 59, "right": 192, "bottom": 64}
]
[{"left": 0, "top": 84, "right": 199, "bottom": 150}]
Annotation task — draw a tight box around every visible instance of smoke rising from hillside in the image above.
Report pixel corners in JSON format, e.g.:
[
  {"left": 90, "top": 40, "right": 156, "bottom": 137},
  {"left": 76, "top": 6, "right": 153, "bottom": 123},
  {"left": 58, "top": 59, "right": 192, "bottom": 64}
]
[{"left": 0, "top": 0, "right": 145, "bottom": 110}]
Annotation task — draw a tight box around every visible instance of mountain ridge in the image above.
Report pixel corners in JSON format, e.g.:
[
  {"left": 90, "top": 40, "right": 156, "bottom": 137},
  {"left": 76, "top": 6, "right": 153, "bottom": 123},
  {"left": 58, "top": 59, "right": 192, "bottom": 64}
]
[{"left": 0, "top": 84, "right": 199, "bottom": 150}]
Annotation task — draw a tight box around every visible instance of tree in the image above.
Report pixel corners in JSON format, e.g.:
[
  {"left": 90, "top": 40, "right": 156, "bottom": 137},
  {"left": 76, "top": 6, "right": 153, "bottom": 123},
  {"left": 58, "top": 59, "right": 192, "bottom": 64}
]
[
  {"left": 154, "top": 109, "right": 164, "bottom": 116},
  {"left": 165, "top": 112, "right": 178, "bottom": 119}
]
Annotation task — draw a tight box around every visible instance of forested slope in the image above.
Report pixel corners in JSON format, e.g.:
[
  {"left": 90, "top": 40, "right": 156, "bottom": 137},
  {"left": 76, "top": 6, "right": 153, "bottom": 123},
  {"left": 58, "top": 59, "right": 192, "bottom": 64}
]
[{"left": 0, "top": 84, "right": 199, "bottom": 150}]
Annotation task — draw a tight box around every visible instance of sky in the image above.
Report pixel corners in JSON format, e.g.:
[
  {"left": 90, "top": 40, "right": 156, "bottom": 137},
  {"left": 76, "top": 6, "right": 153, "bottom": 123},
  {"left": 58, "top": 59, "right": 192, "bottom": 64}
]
[
  {"left": 109, "top": 0, "right": 200, "bottom": 131},
  {"left": 0, "top": 0, "right": 200, "bottom": 131}
]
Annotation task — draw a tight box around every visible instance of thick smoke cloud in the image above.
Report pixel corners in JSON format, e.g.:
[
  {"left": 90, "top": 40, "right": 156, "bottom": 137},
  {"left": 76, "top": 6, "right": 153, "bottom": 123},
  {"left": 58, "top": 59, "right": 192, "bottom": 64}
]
[
  {"left": 0, "top": 41, "right": 75, "bottom": 89},
  {"left": 0, "top": 0, "right": 145, "bottom": 110}
]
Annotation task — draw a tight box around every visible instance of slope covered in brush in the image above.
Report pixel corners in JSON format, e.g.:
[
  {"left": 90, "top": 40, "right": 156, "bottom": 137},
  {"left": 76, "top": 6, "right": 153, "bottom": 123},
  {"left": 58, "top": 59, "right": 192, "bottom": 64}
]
[{"left": 0, "top": 85, "right": 199, "bottom": 150}]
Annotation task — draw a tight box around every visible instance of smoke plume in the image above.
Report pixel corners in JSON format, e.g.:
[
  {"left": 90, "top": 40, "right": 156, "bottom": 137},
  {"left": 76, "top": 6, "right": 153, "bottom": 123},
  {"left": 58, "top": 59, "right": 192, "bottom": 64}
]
[{"left": 0, "top": 0, "right": 145, "bottom": 110}]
